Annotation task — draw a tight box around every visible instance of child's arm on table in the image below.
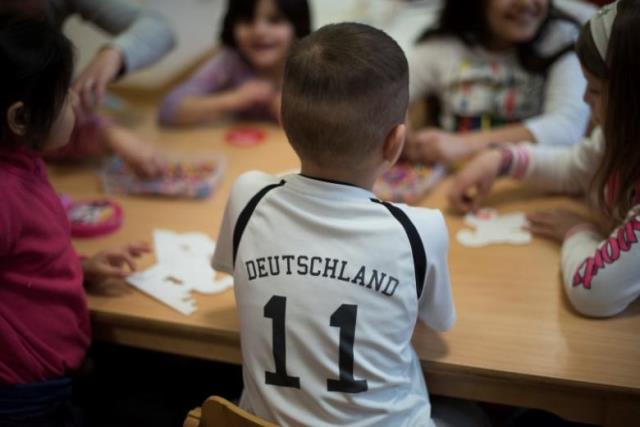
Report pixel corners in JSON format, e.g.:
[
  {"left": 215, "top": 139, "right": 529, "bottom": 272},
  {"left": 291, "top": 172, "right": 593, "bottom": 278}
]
[
  {"left": 448, "top": 129, "right": 602, "bottom": 212},
  {"left": 101, "top": 124, "right": 166, "bottom": 178},
  {"left": 405, "top": 124, "right": 533, "bottom": 164},
  {"left": 162, "top": 80, "right": 275, "bottom": 126},
  {"left": 158, "top": 51, "right": 275, "bottom": 126},
  {"left": 526, "top": 208, "right": 640, "bottom": 317},
  {"left": 45, "top": 111, "right": 165, "bottom": 179}
]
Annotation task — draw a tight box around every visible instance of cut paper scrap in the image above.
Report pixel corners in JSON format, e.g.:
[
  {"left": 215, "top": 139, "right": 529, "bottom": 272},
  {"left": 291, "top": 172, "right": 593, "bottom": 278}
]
[
  {"left": 126, "top": 230, "right": 233, "bottom": 315},
  {"left": 127, "top": 264, "right": 197, "bottom": 316},
  {"left": 154, "top": 229, "right": 215, "bottom": 265},
  {"left": 456, "top": 208, "right": 531, "bottom": 248}
]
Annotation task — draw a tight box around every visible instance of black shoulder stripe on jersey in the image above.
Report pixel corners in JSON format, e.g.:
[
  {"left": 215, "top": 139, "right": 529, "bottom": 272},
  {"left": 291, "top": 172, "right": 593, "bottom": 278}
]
[
  {"left": 233, "top": 180, "right": 286, "bottom": 267},
  {"left": 371, "top": 199, "right": 427, "bottom": 299}
]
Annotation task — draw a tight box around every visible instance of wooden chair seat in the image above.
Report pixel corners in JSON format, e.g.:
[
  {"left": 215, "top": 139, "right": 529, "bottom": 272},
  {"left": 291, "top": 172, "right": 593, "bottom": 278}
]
[{"left": 184, "top": 396, "right": 277, "bottom": 427}]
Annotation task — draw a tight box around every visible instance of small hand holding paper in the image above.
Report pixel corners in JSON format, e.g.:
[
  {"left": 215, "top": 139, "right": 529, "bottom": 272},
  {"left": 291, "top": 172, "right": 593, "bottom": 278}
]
[
  {"left": 126, "top": 230, "right": 233, "bottom": 315},
  {"left": 83, "top": 241, "right": 151, "bottom": 283}
]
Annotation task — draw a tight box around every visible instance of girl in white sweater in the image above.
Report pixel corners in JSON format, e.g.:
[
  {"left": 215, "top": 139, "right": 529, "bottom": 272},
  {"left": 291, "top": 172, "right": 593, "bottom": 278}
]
[
  {"left": 406, "top": 0, "right": 593, "bottom": 165},
  {"left": 449, "top": 0, "right": 640, "bottom": 318}
]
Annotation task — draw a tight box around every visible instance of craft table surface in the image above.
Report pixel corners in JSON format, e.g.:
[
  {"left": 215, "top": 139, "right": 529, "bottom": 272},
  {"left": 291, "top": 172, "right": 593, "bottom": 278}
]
[{"left": 47, "top": 100, "right": 640, "bottom": 426}]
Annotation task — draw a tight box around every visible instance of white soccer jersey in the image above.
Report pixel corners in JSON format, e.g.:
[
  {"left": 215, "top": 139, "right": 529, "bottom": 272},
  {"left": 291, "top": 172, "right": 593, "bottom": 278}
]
[{"left": 213, "top": 172, "right": 455, "bottom": 427}]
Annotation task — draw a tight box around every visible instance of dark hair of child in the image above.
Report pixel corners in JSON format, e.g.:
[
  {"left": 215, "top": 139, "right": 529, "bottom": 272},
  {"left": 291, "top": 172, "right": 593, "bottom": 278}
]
[
  {"left": 0, "top": 13, "right": 73, "bottom": 150},
  {"left": 417, "top": 0, "right": 580, "bottom": 74},
  {"left": 220, "top": 0, "right": 311, "bottom": 48},
  {"left": 576, "top": 0, "right": 640, "bottom": 222},
  {"left": 281, "top": 22, "right": 409, "bottom": 169}
]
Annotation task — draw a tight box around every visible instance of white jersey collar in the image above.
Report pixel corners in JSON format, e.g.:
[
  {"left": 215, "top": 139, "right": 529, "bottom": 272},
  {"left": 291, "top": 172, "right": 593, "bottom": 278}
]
[{"left": 285, "top": 173, "right": 376, "bottom": 201}]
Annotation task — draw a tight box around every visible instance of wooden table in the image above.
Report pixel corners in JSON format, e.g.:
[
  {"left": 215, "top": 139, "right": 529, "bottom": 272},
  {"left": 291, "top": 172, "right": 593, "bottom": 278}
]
[{"left": 48, "top": 101, "right": 640, "bottom": 427}]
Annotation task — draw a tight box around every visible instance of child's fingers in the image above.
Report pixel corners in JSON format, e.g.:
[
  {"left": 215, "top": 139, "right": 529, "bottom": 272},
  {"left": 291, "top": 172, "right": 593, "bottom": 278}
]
[
  {"left": 472, "top": 179, "right": 493, "bottom": 211},
  {"left": 80, "top": 80, "right": 96, "bottom": 113},
  {"left": 526, "top": 211, "right": 555, "bottom": 225},
  {"left": 448, "top": 169, "right": 484, "bottom": 213},
  {"left": 71, "top": 73, "right": 87, "bottom": 96},
  {"left": 126, "top": 242, "right": 151, "bottom": 257},
  {"left": 106, "top": 251, "right": 137, "bottom": 272},
  {"left": 133, "top": 160, "right": 158, "bottom": 179},
  {"left": 446, "top": 181, "right": 469, "bottom": 213},
  {"left": 463, "top": 186, "right": 480, "bottom": 212},
  {"left": 94, "top": 74, "right": 109, "bottom": 106},
  {"left": 525, "top": 223, "right": 559, "bottom": 241},
  {"left": 448, "top": 181, "right": 475, "bottom": 213},
  {"left": 94, "top": 263, "right": 128, "bottom": 279},
  {"left": 150, "top": 155, "right": 168, "bottom": 178}
]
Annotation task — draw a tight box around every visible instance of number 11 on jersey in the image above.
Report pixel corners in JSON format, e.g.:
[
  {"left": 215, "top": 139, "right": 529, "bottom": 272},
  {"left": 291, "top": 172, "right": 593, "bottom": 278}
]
[
  {"left": 264, "top": 296, "right": 301, "bottom": 388},
  {"left": 263, "top": 295, "right": 368, "bottom": 393}
]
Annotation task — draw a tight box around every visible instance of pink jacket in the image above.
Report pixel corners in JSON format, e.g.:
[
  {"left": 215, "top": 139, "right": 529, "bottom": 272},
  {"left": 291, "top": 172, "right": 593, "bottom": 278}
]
[{"left": 0, "top": 147, "right": 90, "bottom": 385}]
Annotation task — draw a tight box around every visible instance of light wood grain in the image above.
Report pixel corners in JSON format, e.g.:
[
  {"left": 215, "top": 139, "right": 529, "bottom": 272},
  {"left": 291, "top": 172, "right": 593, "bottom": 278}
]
[
  {"left": 187, "top": 396, "right": 277, "bottom": 427},
  {"left": 48, "top": 99, "right": 640, "bottom": 426}
]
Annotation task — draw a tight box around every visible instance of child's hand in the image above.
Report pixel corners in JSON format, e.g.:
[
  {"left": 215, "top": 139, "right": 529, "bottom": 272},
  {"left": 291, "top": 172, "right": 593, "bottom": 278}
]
[
  {"left": 122, "top": 144, "right": 167, "bottom": 179},
  {"left": 405, "top": 129, "right": 472, "bottom": 164},
  {"left": 83, "top": 242, "right": 151, "bottom": 284},
  {"left": 234, "top": 79, "right": 276, "bottom": 109},
  {"left": 526, "top": 210, "right": 592, "bottom": 243},
  {"left": 104, "top": 125, "right": 167, "bottom": 178},
  {"left": 72, "top": 47, "right": 125, "bottom": 116},
  {"left": 447, "top": 150, "right": 503, "bottom": 213}
]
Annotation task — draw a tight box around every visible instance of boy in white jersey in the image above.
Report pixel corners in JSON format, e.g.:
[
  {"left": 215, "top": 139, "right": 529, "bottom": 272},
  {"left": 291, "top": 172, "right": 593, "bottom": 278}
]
[{"left": 212, "top": 22, "right": 455, "bottom": 427}]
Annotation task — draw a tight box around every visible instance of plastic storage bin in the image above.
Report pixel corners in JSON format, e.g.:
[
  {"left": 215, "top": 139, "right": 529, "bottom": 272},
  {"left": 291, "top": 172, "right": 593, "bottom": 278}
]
[{"left": 100, "top": 154, "right": 226, "bottom": 199}]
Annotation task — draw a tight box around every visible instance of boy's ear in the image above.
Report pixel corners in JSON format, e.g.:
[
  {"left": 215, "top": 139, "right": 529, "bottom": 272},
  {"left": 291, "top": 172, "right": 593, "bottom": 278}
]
[
  {"left": 382, "top": 123, "right": 406, "bottom": 165},
  {"left": 7, "top": 102, "right": 27, "bottom": 136}
]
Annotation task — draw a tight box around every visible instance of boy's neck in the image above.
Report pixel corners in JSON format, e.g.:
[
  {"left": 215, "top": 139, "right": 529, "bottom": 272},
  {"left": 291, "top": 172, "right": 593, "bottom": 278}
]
[{"left": 300, "top": 161, "right": 379, "bottom": 191}]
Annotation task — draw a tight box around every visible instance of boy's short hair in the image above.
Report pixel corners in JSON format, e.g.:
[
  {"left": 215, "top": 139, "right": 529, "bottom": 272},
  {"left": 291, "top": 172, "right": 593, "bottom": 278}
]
[
  {"left": 281, "top": 22, "right": 409, "bottom": 168},
  {"left": 0, "top": 13, "right": 73, "bottom": 150}
]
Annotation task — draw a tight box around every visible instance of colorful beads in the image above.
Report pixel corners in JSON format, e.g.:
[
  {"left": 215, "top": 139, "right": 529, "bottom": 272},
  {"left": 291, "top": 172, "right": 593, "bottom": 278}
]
[{"left": 101, "top": 156, "right": 225, "bottom": 199}]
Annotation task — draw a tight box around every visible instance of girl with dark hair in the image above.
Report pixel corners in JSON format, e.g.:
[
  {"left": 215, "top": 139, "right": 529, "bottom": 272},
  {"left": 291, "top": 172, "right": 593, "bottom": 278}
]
[
  {"left": 0, "top": 14, "right": 149, "bottom": 425},
  {"left": 448, "top": 0, "right": 640, "bottom": 318},
  {"left": 406, "top": 0, "right": 594, "bottom": 165},
  {"left": 159, "top": 0, "right": 311, "bottom": 126}
]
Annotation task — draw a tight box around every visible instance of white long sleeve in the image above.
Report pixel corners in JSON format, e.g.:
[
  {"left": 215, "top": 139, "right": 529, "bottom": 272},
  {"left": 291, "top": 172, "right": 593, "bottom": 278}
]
[
  {"left": 524, "top": 53, "right": 590, "bottom": 147},
  {"left": 561, "top": 209, "right": 640, "bottom": 317},
  {"left": 51, "top": 0, "right": 176, "bottom": 73},
  {"left": 408, "top": 38, "right": 447, "bottom": 104},
  {"left": 508, "top": 128, "right": 604, "bottom": 196}
]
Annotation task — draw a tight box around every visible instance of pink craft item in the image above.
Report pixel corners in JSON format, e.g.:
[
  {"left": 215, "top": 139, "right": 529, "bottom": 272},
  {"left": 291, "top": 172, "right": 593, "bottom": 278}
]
[{"left": 66, "top": 199, "right": 123, "bottom": 238}]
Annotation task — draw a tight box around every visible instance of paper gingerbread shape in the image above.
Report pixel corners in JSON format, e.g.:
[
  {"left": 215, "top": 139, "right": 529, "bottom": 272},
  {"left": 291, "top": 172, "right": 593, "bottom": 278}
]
[
  {"left": 126, "top": 230, "right": 233, "bottom": 315},
  {"left": 456, "top": 208, "right": 531, "bottom": 248}
]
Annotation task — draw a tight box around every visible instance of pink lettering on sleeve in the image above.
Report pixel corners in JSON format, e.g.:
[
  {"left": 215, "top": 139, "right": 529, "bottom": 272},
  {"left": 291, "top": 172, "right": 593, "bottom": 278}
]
[{"left": 572, "top": 217, "right": 640, "bottom": 289}]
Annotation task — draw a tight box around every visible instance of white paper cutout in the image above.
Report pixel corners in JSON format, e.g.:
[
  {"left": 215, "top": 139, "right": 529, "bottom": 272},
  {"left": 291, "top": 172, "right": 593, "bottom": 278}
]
[
  {"left": 127, "top": 264, "right": 197, "bottom": 316},
  {"left": 456, "top": 208, "right": 531, "bottom": 248},
  {"left": 154, "top": 229, "right": 215, "bottom": 264},
  {"left": 126, "top": 230, "right": 233, "bottom": 315}
]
